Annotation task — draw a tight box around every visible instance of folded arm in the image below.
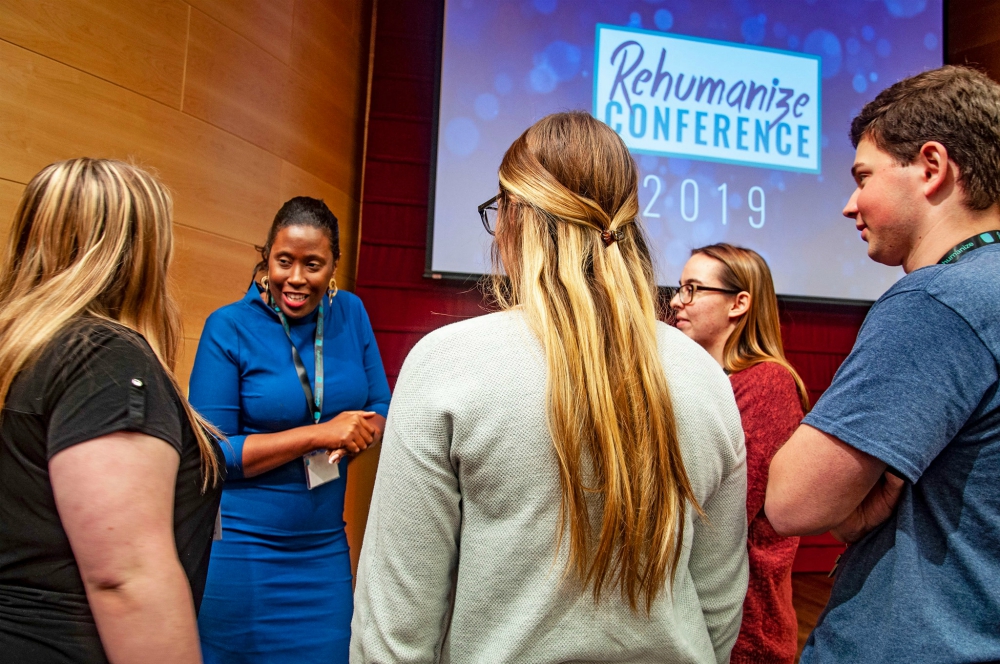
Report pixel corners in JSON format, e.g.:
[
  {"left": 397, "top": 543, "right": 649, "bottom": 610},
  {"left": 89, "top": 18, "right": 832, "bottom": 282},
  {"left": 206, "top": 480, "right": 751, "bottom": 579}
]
[{"left": 765, "top": 424, "right": 888, "bottom": 537}]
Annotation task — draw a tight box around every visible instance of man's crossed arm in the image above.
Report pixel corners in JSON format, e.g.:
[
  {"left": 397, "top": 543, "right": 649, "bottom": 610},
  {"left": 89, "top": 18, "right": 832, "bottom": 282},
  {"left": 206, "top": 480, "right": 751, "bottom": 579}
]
[{"left": 766, "top": 424, "right": 904, "bottom": 543}]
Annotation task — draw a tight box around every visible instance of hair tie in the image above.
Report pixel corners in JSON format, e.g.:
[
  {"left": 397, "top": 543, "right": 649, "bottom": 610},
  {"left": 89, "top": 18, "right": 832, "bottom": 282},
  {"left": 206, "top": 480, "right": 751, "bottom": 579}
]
[{"left": 601, "top": 228, "right": 625, "bottom": 246}]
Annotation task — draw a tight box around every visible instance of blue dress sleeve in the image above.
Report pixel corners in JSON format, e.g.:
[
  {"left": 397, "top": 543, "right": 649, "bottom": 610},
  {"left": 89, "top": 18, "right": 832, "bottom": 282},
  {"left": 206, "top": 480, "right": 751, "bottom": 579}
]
[
  {"left": 355, "top": 299, "right": 391, "bottom": 417},
  {"left": 190, "top": 310, "right": 248, "bottom": 480},
  {"left": 803, "top": 289, "right": 997, "bottom": 482}
]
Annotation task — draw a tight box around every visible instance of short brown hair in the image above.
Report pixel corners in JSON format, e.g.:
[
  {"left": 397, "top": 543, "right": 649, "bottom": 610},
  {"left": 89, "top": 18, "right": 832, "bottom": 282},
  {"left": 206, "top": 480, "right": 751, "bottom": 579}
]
[{"left": 850, "top": 65, "right": 1000, "bottom": 210}]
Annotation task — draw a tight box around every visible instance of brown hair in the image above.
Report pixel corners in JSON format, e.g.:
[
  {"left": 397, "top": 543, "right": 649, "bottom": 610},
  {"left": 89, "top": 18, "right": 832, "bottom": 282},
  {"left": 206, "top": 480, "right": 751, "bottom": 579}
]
[
  {"left": 0, "top": 158, "right": 221, "bottom": 487},
  {"left": 850, "top": 65, "right": 1000, "bottom": 211},
  {"left": 691, "top": 243, "right": 809, "bottom": 411},
  {"left": 492, "top": 111, "right": 698, "bottom": 612}
]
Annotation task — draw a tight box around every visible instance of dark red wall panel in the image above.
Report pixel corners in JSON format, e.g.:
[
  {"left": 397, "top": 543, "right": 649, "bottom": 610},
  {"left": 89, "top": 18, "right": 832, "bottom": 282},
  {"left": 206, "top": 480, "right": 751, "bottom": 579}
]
[{"left": 358, "top": 0, "right": 863, "bottom": 574}]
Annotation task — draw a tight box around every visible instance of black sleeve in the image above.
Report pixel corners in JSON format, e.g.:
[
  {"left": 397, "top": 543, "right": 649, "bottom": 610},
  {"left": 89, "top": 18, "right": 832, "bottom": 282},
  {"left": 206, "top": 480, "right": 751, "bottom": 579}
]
[{"left": 44, "top": 325, "right": 184, "bottom": 459}]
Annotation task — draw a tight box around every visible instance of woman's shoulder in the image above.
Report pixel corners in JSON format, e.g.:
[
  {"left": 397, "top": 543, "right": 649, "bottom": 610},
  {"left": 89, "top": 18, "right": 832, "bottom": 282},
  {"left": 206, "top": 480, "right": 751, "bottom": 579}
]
[
  {"left": 425, "top": 308, "right": 522, "bottom": 342},
  {"left": 333, "top": 288, "right": 363, "bottom": 308},
  {"left": 403, "top": 311, "right": 531, "bottom": 371},
  {"left": 330, "top": 289, "right": 369, "bottom": 322},
  {"left": 730, "top": 360, "right": 798, "bottom": 391},
  {"left": 729, "top": 361, "right": 804, "bottom": 419},
  {"left": 654, "top": 321, "right": 730, "bottom": 389},
  {"left": 53, "top": 318, "right": 153, "bottom": 359},
  {"left": 36, "top": 318, "right": 166, "bottom": 392},
  {"left": 654, "top": 321, "right": 741, "bottom": 424},
  {"left": 202, "top": 294, "right": 260, "bottom": 333}
]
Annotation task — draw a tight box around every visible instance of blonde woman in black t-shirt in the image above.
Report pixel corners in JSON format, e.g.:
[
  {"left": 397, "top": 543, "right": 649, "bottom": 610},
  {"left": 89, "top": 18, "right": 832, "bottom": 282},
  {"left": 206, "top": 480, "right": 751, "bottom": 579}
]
[{"left": 0, "top": 159, "right": 223, "bottom": 663}]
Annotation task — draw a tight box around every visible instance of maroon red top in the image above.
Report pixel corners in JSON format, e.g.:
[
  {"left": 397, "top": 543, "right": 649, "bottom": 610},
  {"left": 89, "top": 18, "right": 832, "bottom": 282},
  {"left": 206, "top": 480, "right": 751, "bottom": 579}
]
[{"left": 728, "top": 361, "right": 804, "bottom": 664}]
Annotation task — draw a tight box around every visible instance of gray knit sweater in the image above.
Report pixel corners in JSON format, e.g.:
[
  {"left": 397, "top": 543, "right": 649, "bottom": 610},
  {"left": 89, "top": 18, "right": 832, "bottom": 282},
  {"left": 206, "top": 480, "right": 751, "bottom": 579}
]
[{"left": 351, "top": 310, "right": 748, "bottom": 663}]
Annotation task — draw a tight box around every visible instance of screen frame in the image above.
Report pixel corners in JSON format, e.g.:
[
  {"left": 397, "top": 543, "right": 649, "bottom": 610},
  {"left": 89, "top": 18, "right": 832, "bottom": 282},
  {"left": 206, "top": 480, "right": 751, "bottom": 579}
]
[{"left": 423, "top": 0, "right": 949, "bottom": 307}]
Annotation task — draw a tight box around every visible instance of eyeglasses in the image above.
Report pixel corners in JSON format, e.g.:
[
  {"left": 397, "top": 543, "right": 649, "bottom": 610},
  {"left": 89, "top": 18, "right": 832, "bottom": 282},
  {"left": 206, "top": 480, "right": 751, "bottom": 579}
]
[
  {"left": 478, "top": 195, "right": 499, "bottom": 236},
  {"left": 670, "top": 283, "right": 740, "bottom": 305}
]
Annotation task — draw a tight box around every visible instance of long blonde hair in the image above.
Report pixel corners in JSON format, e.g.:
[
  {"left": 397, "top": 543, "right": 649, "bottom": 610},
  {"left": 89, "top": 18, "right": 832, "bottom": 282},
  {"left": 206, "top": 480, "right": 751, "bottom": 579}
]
[
  {"left": 0, "top": 158, "right": 221, "bottom": 486},
  {"left": 691, "top": 243, "right": 810, "bottom": 411},
  {"left": 491, "top": 112, "right": 698, "bottom": 613}
]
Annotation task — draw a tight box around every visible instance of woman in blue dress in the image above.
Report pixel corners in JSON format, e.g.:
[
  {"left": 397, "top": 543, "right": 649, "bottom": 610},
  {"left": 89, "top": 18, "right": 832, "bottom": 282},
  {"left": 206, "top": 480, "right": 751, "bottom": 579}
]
[{"left": 190, "top": 197, "right": 391, "bottom": 663}]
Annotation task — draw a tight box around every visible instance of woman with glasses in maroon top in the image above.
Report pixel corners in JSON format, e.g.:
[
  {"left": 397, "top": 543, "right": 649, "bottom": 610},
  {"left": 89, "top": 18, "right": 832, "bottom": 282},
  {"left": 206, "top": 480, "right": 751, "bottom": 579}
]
[{"left": 671, "top": 243, "right": 809, "bottom": 664}]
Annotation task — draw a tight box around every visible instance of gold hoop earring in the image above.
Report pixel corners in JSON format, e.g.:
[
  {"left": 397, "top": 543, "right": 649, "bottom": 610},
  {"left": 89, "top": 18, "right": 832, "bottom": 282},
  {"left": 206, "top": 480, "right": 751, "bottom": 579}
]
[
  {"left": 327, "top": 276, "right": 338, "bottom": 304},
  {"left": 260, "top": 274, "right": 276, "bottom": 307}
]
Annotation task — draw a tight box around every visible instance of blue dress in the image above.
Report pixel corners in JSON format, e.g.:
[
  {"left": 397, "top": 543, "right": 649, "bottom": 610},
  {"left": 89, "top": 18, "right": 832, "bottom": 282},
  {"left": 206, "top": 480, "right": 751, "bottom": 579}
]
[{"left": 189, "top": 285, "right": 391, "bottom": 663}]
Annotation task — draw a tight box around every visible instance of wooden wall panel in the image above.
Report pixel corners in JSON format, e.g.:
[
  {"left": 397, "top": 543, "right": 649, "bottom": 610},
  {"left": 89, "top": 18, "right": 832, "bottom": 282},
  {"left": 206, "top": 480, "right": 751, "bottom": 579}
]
[
  {"left": 343, "top": 442, "right": 381, "bottom": 575},
  {"left": 183, "top": 9, "right": 290, "bottom": 156},
  {"left": 0, "top": 38, "right": 284, "bottom": 247},
  {"left": 0, "top": 0, "right": 188, "bottom": 107},
  {"left": 282, "top": 71, "right": 362, "bottom": 190},
  {"left": 290, "top": 0, "right": 364, "bottom": 87},
  {"left": 286, "top": 0, "right": 368, "bottom": 198},
  {"left": 183, "top": 4, "right": 366, "bottom": 197},
  {"left": 186, "top": 0, "right": 294, "bottom": 63},
  {"left": 177, "top": 337, "right": 200, "bottom": 394},
  {"left": 172, "top": 225, "right": 260, "bottom": 340},
  {"left": 172, "top": 224, "right": 259, "bottom": 388},
  {"left": 0, "top": 179, "right": 24, "bottom": 251}
]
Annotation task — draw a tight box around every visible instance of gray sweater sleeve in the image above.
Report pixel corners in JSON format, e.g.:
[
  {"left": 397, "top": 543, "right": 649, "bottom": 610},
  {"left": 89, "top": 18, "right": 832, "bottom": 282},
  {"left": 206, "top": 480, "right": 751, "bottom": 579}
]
[
  {"left": 690, "top": 446, "right": 748, "bottom": 662},
  {"left": 351, "top": 339, "right": 460, "bottom": 663}
]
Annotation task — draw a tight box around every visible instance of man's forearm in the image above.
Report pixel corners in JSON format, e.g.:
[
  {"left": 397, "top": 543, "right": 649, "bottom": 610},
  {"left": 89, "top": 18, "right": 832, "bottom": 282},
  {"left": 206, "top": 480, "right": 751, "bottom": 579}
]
[
  {"left": 765, "top": 424, "right": 887, "bottom": 537},
  {"left": 828, "top": 471, "right": 905, "bottom": 544}
]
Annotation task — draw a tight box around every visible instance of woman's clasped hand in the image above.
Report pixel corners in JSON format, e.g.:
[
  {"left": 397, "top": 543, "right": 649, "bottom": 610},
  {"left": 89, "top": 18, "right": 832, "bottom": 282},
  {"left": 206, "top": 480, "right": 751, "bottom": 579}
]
[{"left": 314, "top": 410, "right": 381, "bottom": 461}]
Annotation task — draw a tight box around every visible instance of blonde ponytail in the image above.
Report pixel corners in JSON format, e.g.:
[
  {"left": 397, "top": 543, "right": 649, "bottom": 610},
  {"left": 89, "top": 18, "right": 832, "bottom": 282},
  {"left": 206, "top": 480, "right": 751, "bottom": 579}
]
[{"left": 491, "top": 113, "right": 699, "bottom": 612}]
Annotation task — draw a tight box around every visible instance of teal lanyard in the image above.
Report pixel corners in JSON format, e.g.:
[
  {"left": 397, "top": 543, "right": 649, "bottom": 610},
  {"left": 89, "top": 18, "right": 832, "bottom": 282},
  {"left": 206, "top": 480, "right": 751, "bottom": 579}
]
[
  {"left": 273, "top": 303, "right": 325, "bottom": 424},
  {"left": 938, "top": 230, "right": 1000, "bottom": 265}
]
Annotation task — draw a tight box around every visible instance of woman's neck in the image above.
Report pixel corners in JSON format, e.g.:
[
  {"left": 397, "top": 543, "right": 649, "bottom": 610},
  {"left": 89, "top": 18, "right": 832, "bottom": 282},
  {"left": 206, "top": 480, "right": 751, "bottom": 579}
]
[{"left": 705, "top": 336, "right": 728, "bottom": 369}]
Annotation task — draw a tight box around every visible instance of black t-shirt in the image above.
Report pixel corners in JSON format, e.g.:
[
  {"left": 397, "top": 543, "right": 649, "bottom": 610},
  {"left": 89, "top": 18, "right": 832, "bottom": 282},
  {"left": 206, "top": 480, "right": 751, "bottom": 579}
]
[{"left": 0, "top": 319, "right": 223, "bottom": 663}]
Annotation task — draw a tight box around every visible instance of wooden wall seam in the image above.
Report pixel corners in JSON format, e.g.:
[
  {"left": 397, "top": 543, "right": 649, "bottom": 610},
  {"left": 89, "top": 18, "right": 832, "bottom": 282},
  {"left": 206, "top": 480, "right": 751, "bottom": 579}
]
[
  {"left": 179, "top": 4, "right": 192, "bottom": 112},
  {"left": 352, "top": 0, "right": 380, "bottom": 294},
  {"left": 0, "top": 35, "right": 182, "bottom": 112}
]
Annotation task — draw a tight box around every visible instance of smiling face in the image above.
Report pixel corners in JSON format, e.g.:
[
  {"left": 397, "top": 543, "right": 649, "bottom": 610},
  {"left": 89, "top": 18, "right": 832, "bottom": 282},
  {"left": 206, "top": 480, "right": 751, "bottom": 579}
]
[
  {"left": 844, "top": 137, "right": 925, "bottom": 267},
  {"left": 670, "top": 253, "right": 742, "bottom": 355},
  {"left": 266, "top": 224, "right": 337, "bottom": 319}
]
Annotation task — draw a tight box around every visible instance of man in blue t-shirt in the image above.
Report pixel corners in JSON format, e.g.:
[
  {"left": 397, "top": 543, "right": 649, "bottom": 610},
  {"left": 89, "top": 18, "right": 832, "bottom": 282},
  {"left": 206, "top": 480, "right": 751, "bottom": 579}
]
[{"left": 765, "top": 66, "right": 1000, "bottom": 663}]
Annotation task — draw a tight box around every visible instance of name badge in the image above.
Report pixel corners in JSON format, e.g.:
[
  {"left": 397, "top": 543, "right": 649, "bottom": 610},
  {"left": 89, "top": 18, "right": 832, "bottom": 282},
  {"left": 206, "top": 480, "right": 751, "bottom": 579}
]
[{"left": 303, "top": 450, "right": 341, "bottom": 490}]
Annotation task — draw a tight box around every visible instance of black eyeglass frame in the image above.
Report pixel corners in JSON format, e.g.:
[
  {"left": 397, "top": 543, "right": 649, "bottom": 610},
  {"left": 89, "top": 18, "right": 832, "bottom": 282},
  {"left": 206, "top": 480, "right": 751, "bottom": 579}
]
[
  {"left": 671, "top": 283, "right": 741, "bottom": 305},
  {"left": 478, "top": 195, "right": 499, "bottom": 236}
]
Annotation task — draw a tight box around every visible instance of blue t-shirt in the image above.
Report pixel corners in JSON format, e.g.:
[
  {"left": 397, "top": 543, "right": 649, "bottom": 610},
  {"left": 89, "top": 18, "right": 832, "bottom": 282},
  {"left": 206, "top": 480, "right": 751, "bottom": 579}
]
[{"left": 801, "top": 243, "right": 1000, "bottom": 664}]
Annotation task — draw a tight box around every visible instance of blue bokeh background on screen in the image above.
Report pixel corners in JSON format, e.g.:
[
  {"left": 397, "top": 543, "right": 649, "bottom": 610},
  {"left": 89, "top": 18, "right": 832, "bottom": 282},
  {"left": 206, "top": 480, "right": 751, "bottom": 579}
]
[{"left": 430, "top": 0, "right": 943, "bottom": 301}]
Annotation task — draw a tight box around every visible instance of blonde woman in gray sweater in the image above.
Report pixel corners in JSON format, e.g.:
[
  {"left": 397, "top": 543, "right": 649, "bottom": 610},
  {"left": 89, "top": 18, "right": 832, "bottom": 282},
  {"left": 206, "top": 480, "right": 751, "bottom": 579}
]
[{"left": 351, "top": 112, "right": 748, "bottom": 663}]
